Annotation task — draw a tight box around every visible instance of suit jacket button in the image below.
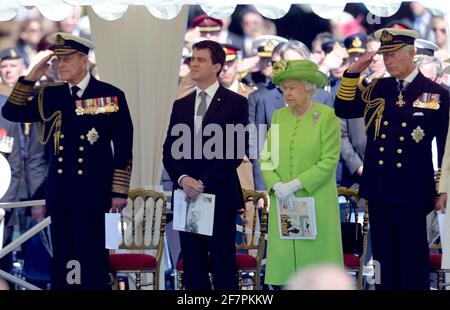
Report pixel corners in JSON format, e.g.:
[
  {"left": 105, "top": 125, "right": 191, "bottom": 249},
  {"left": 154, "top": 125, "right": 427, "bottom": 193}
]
[
  {"left": 78, "top": 158, "right": 83, "bottom": 163},
  {"left": 399, "top": 136, "right": 405, "bottom": 141},
  {"left": 378, "top": 160, "right": 384, "bottom": 165},
  {"left": 60, "top": 134, "right": 64, "bottom": 139},
  {"left": 396, "top": 163, "right": 402, "bottom": 168},
  {"left": 79, "top": 146, "right": 84, "bottom": 151},
  {"left": 78, "top": 170, "right": 83, "bottom": 175},
  {"left": 381, "top": 134, "right": 386, "bottom": 139},
  {"left": 80, "top": 135, "right": 85, "bottom": 140},
  {"left": 57, "top": 169, "right": 63, "bottom": 174},
  {"left": 58, "top": 145, "right": 64, "bottom": 151},
  {"left": 379, "top": 147, "right": 384, "bottom": 152},
  {"left": 397, "top": 149, "right": 403, "bottom": 154},
  {"left": 58, "top": 157, "right": 63, "bottom": 162},
  {"left": 401, "top": 122, "right": 407, "bottom": 128},
  {"left": 383, "top": 121, "right": 389, "bottom": 126}
]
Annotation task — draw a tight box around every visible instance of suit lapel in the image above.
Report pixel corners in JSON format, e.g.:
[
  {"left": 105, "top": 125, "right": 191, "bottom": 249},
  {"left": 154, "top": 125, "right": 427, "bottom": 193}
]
[
  {"left": 80, "top": 76, "right": 98, "bottom": 100},
  {"left": 203, "top": 85, "right": 225, "bottom": 125}
]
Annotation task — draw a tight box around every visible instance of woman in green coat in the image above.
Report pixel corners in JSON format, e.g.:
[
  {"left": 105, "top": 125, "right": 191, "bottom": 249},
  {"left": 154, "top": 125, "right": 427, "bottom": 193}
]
[{"left": 259, "top": 60, "right": 343, "bottom": 286}]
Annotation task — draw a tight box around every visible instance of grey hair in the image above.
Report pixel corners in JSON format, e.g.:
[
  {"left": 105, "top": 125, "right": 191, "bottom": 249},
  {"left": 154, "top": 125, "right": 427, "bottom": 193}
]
[
  {"left": 281, "top": 79, "right": 317, "bottom": 97},
  {"left": 278, "top": 40, "right": 311, "bottom": 60},
  {"left": 416, "top": 55, "right": 443, "bottom": 75},
  {"left": 302, "top": 80, "right": 317, "bottom": 97}
]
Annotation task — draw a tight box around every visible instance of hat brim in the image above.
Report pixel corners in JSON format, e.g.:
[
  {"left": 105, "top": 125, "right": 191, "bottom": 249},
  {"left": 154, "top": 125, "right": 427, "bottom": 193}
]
[
  {"left": 272, "top": 69, "right": 328, "bottom": 88},
  {"left": 54, "top": 48, "right": 79, "bottom": 56},
  {"left": 376, "top": 43, "right": 406, "bottom": 54}
]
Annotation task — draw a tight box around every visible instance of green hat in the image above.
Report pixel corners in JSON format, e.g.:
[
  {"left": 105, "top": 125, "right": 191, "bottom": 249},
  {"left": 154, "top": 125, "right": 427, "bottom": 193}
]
[{"left": 272, "top": 60, "right": 327, "bottom": 88}]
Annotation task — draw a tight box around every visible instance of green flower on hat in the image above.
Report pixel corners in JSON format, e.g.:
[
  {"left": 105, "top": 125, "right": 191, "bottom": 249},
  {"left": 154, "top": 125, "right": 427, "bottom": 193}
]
[
  {"left": 271, "top": 59, "right": 328, "bottom": 88},
  {"left": 272, "top": 60, "right": 288, "bottom": 77}
]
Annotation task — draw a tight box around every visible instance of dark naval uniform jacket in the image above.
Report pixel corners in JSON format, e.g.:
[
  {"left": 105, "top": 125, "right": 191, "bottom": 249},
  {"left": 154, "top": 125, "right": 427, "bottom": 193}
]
[
  {"left": 2, "top": 75, "right": 133, "bottom": 289},
  {"left": 335, "top": 70, "right": 449, "bottom": 207}
]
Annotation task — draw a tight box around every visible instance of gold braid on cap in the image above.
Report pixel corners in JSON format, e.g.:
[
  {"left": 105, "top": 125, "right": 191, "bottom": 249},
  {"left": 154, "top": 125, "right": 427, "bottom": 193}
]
[
  {"left": 361, "top": 79, "right": 385, "bottom": 141},
  {"left": 36, "top": 83, "right": 65, "bottom": 154}
]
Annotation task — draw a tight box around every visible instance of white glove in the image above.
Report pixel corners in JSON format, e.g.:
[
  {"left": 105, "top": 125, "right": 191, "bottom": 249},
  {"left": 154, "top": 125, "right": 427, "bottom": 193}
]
[{"left": 272, "top": 179, "right": 302, "bottom": 201}]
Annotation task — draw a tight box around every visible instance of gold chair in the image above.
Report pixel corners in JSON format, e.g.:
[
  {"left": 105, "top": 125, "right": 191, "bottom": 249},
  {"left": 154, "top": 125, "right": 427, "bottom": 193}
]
[
  {"left": 176, "top": 189, "right": 268, "bottom": 290},
  {"left": 109, "top": 188, "right": 167, "bottom": 290},
  {"left": 338, "top": 187, "right": 369, "bottom": 290},
  {"left": 236, "top": 189, "right": 269, "bottom": 290},
  {"left": 429, "top": 241, "right": 450, "bottom": 290}
]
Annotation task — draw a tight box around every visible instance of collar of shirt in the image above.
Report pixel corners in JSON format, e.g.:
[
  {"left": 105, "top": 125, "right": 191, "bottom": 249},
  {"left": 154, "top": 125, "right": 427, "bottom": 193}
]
[
  {"left": 396, "top": 67, "right": 419, "bottom": 85},
  {"left": 228, "top": 79, "right": 240, "bottom": 93},
  {"left": 69, "top": 71, "right": 91, "bottom": 98}
]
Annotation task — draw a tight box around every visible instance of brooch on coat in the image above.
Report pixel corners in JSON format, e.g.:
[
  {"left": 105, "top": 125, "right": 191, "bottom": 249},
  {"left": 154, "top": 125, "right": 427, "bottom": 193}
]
[
  {"left": 86, "top": 127, "right": 100, "bottom": 145},
  {"left": 411, "top": 126, "right": 425, "bottom": 143},
  {"left": 312, "top": 111, "right": 321, "bottom": 127}
]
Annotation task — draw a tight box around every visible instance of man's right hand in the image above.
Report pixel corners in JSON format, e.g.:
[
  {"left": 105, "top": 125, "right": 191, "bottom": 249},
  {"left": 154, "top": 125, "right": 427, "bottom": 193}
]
[
  {"left": 180, "top": 176, "right": 204, "bottom": 201},
  {"left": 436, "top": 193, "right": 447, "bottom": 213},
  {"left": 25, "top": 50, "right": 54, "bottom": 82},
  {"left": 347, "top": 51, "right": 377, "bottom": 74}
]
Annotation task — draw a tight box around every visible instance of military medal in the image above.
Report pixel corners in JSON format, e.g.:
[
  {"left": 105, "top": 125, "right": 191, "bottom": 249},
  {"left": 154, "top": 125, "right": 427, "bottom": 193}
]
[
  {"left": 396, "top": 92, "right": 405, "bottom": 107},
  {"left": 0, "top": 135, "right": 14, "bottom": 153},
  {"left": 411, "top": 126, "right": 425, "bottom": 143},
  {"left": 74, "top": 96, "right": 119, "bottom": 115},
  {"left": 312, "top": 111, "right": 321, "bottom": 127},
  {"left": 86, "top": 127, "right": 99, "bottom": 145}
]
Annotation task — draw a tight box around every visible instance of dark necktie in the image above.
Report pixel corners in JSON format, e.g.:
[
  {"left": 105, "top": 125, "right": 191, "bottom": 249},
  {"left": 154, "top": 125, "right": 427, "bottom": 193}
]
[
  {"left": 398, "top": 80, "right": 405, "bottom": 92},
  {"left": 71, "top": 85, "right": 81, "bottom": 100}
]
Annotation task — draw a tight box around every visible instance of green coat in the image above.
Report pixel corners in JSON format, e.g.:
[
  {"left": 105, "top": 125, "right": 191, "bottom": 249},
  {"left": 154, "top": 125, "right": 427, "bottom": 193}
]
[{"left": 260, "top": 103, "right": 343, "bottom": 285}]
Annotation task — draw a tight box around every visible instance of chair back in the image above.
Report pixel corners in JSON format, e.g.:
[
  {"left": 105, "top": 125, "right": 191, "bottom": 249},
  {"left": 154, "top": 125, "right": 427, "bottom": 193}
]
[
  {"left": 236, "top": 190, "right": 269, "bottom": 257},
  {"left": 119, "top": 189, "right": 167, "bottom": 255}
]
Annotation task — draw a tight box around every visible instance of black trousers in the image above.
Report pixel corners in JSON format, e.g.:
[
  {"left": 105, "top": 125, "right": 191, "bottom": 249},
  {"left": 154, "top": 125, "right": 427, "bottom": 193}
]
[
  {"left": 179, "top": 208, "right": 238, "bottom": 290},
  {"left": 369, "top": 201, "right": 430, "bottom": 290}
]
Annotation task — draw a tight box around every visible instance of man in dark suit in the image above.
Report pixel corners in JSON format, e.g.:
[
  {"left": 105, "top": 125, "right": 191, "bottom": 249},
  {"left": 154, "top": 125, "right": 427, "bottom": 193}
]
[
  {"left": 335, "top": 28, "right": 449, "bottom": 290},
  {"left": 163, "top": 40, "right": 248, "bottom": 290},
  {"left": 249, "top": 40, "right": 335, "bottom": 190},
  {"left": 2, "top": 33, "right": 133, "bottom": 290}
]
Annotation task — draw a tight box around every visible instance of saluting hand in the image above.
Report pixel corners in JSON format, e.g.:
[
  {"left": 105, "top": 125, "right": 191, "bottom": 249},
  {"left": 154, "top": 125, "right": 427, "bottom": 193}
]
[
  {"left": 25, "top": 50, "right": 54, "bottom": 82},
  {"left": 347, "top": 51, "right": 377, "bottom": 74}
]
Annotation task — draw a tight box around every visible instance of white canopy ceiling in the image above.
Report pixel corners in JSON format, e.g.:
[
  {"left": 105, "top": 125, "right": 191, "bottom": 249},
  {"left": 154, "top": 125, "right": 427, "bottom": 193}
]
[{"left": 1, "top": 0, "right": 449, "bottom": 22}]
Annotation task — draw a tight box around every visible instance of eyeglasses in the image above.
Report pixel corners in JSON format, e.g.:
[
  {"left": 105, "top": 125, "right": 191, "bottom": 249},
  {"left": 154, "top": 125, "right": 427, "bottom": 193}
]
[{"left": 432, "top": 27, "right": 446, "bottom": 33}]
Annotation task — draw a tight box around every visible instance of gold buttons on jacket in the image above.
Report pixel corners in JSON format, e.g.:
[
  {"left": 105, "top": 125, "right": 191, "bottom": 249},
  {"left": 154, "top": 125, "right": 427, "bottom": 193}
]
[
  {"left": 379, "top": 147, "right": 384, "bottom": 152},
  {"left": 381, "top": 134, "right": 386, "bottom": 139},
  {"left": 401, "top": 122, "right": 407, "bottom": 128},
  {"left": 78, "top": 170, "right": 83, "bottom": 175},
  {"left": 378, "top": 160, "right": 384, "bottom": 165},
  {"left": 58, "top": 157, "right": 63, "bottom": 162},
  {"left": 399, "top": 136, "right": 405, "bottom": 141},
  {"left": 397, "top": 149, "right": 403, "bottom": 154},
  {"left": 60, "top": 134, "right": 64, "bottom": 139},
  {"left": 383, "top": 121, "right": 389, "bottom": 126},
  {"left": 79, "top": 146, "right": 84, "bottom": 151},
  {"left": 58, "top": 145, "right": 64, "bottom": 151},
  {"left": 78, "top": 158, "right": 83, "bottom": 163},
  {"left": 80, "top": 135, "right": 85, "bottom": 140},
  {"left": 396, "top": 163, "right": 402, "bottom": 168},
  {"left": 57, "top": 169, "right": 63, "bottom": 174}
]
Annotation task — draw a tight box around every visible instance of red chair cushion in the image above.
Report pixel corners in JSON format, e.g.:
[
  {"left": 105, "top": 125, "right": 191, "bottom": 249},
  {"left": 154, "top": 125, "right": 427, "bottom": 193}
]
[
  {"left": 109, "top": 253, "right": 156, "bottom": 271},
  {"left": 236, "top": 253, "right": 257, "bottom": 269},
  {"left": 177, "top": 254, "right": 257, "bottom": 271},
  {"left": 429, "top": 253, "right": 442, "bottom": 270},
  {"left": 344, "top": 253, "right": 360, "bottom": 269}
]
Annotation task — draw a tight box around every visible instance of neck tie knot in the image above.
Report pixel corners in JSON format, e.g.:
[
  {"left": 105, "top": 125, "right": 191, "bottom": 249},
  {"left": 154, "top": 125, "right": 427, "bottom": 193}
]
[{"left": 71, "top": 85, "right": 80, "bottom": 99}]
